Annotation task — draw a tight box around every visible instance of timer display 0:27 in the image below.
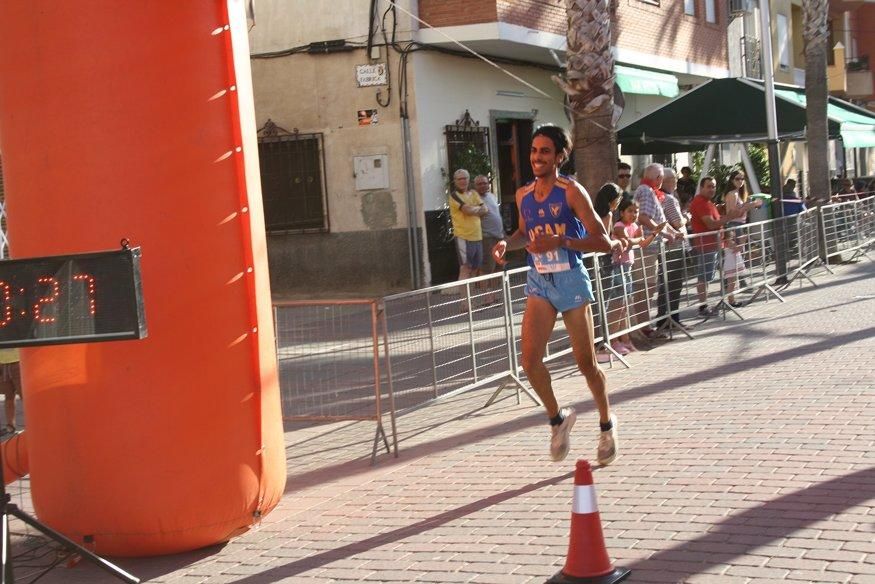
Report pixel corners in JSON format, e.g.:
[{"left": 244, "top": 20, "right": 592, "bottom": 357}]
[
  {"left": 0, "top": 273, "right": 97, "bottom": 326},
  {"left": 0, "top": 248, "right": 146, "bottom": 348}
]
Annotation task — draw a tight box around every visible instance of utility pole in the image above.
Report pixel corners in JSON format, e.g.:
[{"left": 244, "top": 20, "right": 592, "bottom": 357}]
[{"left": 758, "top": 0, "right": 788, "bottom": 282}]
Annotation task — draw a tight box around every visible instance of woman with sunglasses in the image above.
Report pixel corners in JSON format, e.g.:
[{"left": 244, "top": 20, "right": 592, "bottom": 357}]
[{"left": 723, "top": 170, "right": 762, "bottom": 230}]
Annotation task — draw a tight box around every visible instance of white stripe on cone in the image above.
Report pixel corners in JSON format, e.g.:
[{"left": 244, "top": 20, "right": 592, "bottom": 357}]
[{"left": 572, "top": 485, "right": 598, "bottom": 515}]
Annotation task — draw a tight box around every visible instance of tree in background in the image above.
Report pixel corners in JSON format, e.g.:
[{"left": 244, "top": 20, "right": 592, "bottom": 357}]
[
  {"left": 803, "top": 0, "right": 830, "bottom": 202},
  {"left": 554, "top": 0, "right": 617, "bottom": 197}
]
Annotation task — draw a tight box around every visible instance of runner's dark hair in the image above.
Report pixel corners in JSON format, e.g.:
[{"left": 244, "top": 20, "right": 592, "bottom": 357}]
[{"left": 532, "top": 124, "right": 571, "bottom": 163}]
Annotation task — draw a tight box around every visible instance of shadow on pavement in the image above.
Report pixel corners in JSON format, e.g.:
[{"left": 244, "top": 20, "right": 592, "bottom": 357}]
[
  {"left": 283, "top": 324, "right": 875, "bottom": 495},
  {"left": 622, "top": 466, "right": 875, "bottom": 580},
  {"left": 234, "top": 470, "right": 575, "bottom": 583}
]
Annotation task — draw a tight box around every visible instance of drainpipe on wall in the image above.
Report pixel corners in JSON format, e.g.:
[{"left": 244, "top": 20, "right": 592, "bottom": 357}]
[{"left": 401, "top": 104, "right": 421, "bottom": 289}]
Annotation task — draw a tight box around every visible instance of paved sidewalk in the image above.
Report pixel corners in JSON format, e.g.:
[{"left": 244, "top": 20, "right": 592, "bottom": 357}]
[{"left": 13, "top": 259, "right": 875, "bottom": 583}]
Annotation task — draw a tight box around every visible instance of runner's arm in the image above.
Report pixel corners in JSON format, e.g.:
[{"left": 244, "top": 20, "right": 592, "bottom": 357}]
[{"left": 561, "top": 182, "right": 617, "bottom": 254}]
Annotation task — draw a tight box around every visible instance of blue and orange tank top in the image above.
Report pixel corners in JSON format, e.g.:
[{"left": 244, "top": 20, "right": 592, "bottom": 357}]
[{"left": 520, "top": 175, "right": 587, "bottom": 273}]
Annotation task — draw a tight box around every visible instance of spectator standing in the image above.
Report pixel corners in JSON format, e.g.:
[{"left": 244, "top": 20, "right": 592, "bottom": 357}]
[
  {"left": 631, "top": 163, "right": 682, "bottom": 338},
  {"left": 689, "top": 176, "right": 733, "bottom": 317},
  {"left": 592, "top": 182, "right": 624, "bottom": 295},
  {"left": 617, "top": 163, "right": 633, "bottom": 200},
  {"left": 723, "top": 170, "right": 763, "bottom": 230},
  {"left": 474, "top": 175, "right": 504, "bottom": 303},
  {"left": 676, "top": 166, "right": 697, "bottom": 204},
  {"left": 831, "top": 177, "right": 859, "bottom": 244},
  {"left": 474, "top": 175, "right": 504, "bottom": 273},
  {"left": 448, "top": 169, "right": 488, "bottom": 286},
  {"left": 832, "top": 177, "right": 859, "bottom": 202},
  {"left": 655, "top": 168, "right": 689, "bottom": 328},
  {"left": 593, "top": 183, "right": 625, "bottom": 364},
  {"left": 607, "top": 199, "right": 665, "bottom": 356},
  {"left": 722, "top": 230, "right": 746, "bottom": 308}
]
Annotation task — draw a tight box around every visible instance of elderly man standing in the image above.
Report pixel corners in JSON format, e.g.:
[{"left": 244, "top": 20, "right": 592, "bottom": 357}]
[
  {"left": 474, "top": 175, "right": 504, "bottom": 275},
  {"left": 474, "top": 175, "right": 504, "bottom": 304},
  {"left": 448, "top": 169, "right": 488, "bottom": 302},
  {"left": 631, "top": 163, "right": 683, "bottom": 338},
  {"left": 655, "top": 168, "right": 688, "bottom": 329}
]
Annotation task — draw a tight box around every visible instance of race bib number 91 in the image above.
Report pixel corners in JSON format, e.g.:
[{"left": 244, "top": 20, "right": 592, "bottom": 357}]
[{"left": 532, "top": 250, "right": 571, "bottom": 273}]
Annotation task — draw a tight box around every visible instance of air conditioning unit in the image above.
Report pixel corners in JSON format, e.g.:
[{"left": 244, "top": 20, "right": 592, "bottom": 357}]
[{"left": 729, "top": 0, "right": 753, "bottom": 17}]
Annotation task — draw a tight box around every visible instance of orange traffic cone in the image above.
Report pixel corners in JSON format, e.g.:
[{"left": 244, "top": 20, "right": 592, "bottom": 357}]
[{"left": 547, "top": 460, "right": 630, "bottom": 584}]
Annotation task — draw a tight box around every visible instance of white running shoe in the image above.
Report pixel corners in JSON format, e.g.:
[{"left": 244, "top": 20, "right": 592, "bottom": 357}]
[
  {"left": 597, "top": 414, "right": 618, "bottom": 466},
  {"left": 550, "top": 407, "right": 577, "bottom": 462}
]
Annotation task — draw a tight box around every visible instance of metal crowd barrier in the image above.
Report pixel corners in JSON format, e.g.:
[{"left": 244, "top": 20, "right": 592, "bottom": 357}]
[
  {"left": 822, "top": 197, "right": 874, "bottom": 266},
  {"left": 273, "top": 299, "right": 397, "bottom": 463},
  {"left": 273, "top": 197, "right": 874, "bottom": 461}
]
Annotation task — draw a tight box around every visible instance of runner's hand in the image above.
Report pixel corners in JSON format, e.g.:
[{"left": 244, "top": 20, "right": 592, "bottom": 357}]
[
  {"left": 492, "top": 240, "right": 508, "bottom": 265},
  {"left": 526, "top": 233, "right": 564, "bottom": 254}
]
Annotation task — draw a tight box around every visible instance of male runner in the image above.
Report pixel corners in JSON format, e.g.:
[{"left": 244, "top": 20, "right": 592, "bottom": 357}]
[{"left": 492, "top": 125, "right": 621, "bottom": 465}]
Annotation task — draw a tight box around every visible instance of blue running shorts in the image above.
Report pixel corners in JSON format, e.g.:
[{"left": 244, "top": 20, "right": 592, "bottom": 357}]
[{"left": 525, "top": 265, "right": 595, "bottom": 313}]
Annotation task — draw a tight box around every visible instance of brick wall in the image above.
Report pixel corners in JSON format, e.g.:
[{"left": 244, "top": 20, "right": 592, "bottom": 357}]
[
  {"left": 497, "top": 0, "right": 565, "bottom": 35},
  {"left": 614, "top": 0, "right": 728, "bottom": 69},
  {"left": 418, "top": 0, "right": 727, "bottom": 71},
  {"left": 418, "top": 0, "right": 497, "bottom": 27}
]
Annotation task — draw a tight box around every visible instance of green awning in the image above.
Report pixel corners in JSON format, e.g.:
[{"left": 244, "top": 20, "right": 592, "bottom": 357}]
[
  {"left": 617, "top": 77, "right": 875, "bottom": 154},
  {"left": 775, "top": 87, "right": 875, "bottom": 148},
  {"left": 616, "top": 65, "right": 679, "bottom": 98}
]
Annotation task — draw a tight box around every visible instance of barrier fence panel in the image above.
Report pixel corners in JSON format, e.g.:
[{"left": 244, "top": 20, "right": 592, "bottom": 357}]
[
  {"left": 383, "top": 271, "right": 539, "bottom": 414},
  {"left": 822, "top": 200, "right": 861, "bottom": 262},
  {"left": 786, "top": 207, "right": 824, "bottom": 286},
  {"left": 851, "top": 197, "right": 875, "bottom": 261},
  {"left": 273, "top": 204, "right": 867, "bottom": 462},
  {"left": 273, "top": 299, "right": 397, "bottom": 463}
]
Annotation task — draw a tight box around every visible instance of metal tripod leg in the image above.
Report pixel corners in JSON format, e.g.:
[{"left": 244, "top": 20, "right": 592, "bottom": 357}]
[
  {"left": 370, "top": 421, "right": 391, "bottom": 465},
  {"left": 714, "top": 299, "right": 744, "bottom": 320},
  {"left": 747, "top": 282, "right": 786, "bottom": 306},
  {"left": 5, "top": 504, "right": 139, "bottom": 583},
  {"left": 483, "top": 374, "right": 542, "bottom": 409},
  {"left": 662, "top": 316, "right": 694, "bottom": 340},
  {"left": 596, "top": 342, "right": 631, "bottom": 369}
]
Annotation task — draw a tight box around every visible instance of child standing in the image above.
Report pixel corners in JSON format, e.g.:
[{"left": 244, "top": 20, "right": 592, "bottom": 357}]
[
  {"left": 723, "top": 230, "right": 746, "bottom": 308},
  {"left": 606, "top": 200, "right": 666, "bottom": 355}
]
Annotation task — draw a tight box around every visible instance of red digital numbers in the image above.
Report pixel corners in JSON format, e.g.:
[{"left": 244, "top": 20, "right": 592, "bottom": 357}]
[
  {"left": 73, "top": 274, "right": 97, "bottom": 316},
  {"left": 0, "top": 282, "right": 10, "bottom": 328},
  {"left": 33, "top": 277, "right": 60, "bottom": 323},
  {"left": 0, "top": 274, "right": 97, "bottom": 326}
]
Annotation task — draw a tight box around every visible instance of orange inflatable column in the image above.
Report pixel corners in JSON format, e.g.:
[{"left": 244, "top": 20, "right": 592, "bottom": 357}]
[{"left": 0, "top": 0, "right": 285, "bottom": 556}]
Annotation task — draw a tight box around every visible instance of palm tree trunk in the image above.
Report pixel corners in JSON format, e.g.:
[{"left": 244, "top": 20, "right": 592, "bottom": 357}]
[
  {"left": 803, "top": 0, "right": 830, "bottom": 202},
  {"left": 556, "top": 0, "right": 616, "bottom": 197}
]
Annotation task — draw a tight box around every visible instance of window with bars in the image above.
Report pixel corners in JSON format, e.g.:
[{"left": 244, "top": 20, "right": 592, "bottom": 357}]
[
  {"left": 257, "top": 128, "right": 329, "bottom": 233},
  {"left": 444, "top": 110, "right": 490, "bottom": 180}
]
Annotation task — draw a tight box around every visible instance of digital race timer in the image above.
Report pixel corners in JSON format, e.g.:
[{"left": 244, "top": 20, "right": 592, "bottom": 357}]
[{"left": 0, "top": 247, "right": 146, "bottom": 348}]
